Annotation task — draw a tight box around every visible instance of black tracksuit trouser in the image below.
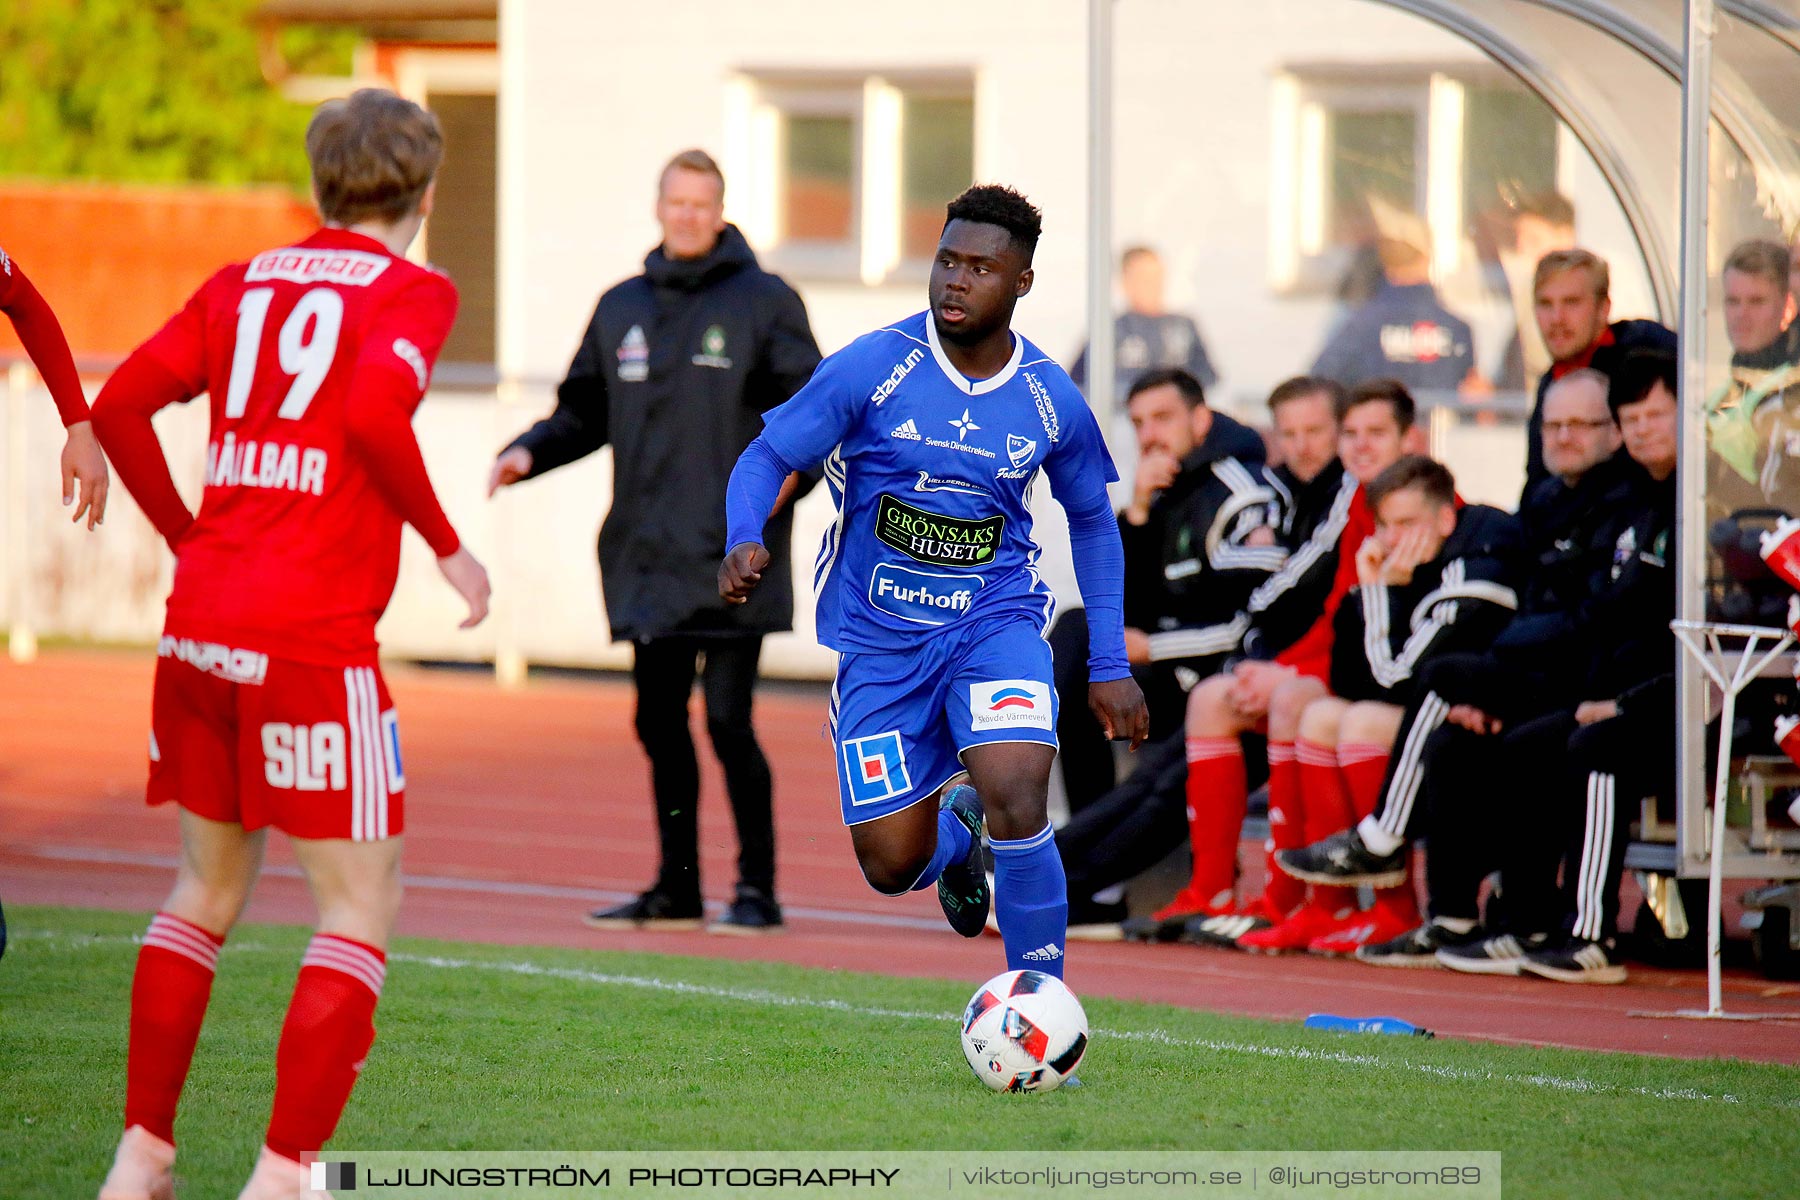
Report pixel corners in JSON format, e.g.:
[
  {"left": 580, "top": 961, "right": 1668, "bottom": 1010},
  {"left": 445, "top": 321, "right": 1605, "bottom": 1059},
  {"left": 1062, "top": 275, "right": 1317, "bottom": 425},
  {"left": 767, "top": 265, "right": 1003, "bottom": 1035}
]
[
  {"left": 1366, "top": 651, "right": 1566, "bottom": 852},
  {"left": 1499, "top": 702, "right": 1673, "bottom": 941},
  {"left": 1381, "top": 652, "right": 1670, "bottom": 937},
  {"left": 631, "top": 634, "right": 775, "bottom": 902}
]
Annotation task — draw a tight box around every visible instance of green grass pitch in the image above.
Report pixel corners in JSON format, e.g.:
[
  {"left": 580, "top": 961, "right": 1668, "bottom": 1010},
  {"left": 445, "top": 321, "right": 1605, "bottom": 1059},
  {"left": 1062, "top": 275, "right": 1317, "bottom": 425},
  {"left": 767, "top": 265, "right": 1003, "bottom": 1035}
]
[{"left": 4, "top": 906, "right": 1798, "bottom": 1198}]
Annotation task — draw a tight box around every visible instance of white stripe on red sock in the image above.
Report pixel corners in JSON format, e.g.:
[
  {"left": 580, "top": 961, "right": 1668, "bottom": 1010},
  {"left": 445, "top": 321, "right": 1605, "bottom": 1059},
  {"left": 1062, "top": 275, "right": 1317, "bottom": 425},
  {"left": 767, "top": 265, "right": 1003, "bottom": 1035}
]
[
  {"left": 1336, "top": 742, "right": 1389, "bottom": 766},
  {"left": 144, "top": 913, "right": 222, "bottom": 972},
  {"left": 1185, "top": 736, "right": 1240, "bottom": 763},
  {"left": 301, "top": 935, "right": 387, "bottom": 997}
]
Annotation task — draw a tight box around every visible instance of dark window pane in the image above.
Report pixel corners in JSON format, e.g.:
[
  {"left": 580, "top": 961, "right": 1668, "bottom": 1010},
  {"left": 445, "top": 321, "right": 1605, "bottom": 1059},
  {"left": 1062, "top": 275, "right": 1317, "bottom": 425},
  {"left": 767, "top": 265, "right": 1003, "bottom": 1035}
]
[
  {"left": 902, "top": 94, "right": 974, "bottom": 260},
  {"left": 784, "top": 114, "right": 855, "bottom": 243},
  {"left": 427, "top": 92, "right": 496, "bottom": 364},
  {"left": 1462, "top": 86, "right": 1558, "bottom": 227},
  {"left": 1329, "top": 108, "right": 1416, "bottom": 240}
]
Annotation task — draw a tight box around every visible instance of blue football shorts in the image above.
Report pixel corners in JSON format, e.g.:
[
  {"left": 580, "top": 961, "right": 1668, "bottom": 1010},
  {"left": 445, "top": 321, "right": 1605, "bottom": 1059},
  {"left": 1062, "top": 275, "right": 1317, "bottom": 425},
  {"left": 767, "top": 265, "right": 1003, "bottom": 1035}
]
[{"left": 829, "top": 615, "right": 1059, "bottom": 826}]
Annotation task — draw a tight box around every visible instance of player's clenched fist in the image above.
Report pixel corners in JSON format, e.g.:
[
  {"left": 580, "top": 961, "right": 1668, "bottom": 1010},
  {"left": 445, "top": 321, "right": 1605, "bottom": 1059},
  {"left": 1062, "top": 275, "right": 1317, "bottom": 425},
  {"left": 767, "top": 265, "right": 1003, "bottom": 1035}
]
[
  {"left": 719, "top": 542, "right": 770, "bottom": 603},
  {"left": 1088, "top": 676, "right": 1150, "bottom": 750}
]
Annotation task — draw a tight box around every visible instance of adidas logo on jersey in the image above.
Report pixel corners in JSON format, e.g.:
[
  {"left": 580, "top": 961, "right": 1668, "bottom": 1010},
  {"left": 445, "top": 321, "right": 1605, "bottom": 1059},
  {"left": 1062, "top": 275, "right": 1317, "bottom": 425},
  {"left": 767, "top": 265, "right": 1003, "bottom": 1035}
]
[
  {"left": 1021, "top": 943, "right": 1063, "bottom": 962},
  {"left": 890, "top": 419, "right": 921, "bottom": 440}
]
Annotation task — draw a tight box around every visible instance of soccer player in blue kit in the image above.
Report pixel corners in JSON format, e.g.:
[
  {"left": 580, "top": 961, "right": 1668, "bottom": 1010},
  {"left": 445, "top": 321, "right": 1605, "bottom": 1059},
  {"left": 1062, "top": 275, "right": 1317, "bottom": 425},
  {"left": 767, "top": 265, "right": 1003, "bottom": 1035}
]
[{"left": 721, "top": 185, "right": 1147, "bottom": 977}]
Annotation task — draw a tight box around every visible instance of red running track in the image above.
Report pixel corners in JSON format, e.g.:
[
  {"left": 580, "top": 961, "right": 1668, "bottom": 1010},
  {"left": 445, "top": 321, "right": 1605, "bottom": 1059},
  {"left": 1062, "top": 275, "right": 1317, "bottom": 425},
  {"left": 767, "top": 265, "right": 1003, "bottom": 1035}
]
[{"left": 5, "top": 650, "right": 1799, "bottom": 1063}]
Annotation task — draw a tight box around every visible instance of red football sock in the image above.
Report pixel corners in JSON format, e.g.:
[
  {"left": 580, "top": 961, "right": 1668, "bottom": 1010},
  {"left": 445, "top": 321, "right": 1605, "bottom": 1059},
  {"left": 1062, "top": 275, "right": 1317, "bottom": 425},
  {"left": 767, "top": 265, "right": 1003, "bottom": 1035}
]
[
  {"left": 1338, "top": 743, "right": 1390, "bottom": 823},
  {"left": 1297, "top": 738, "right": 1356, "bottom": 910},
  {"left": 265, "top": 934, "right": 387, "bottom": 1164},
  {"left": 124, "top": 913, "right": 226, "bottom": 1145},
  {"left": 1262, "top": 742, "right": 1305, "bottom": 915},
  {"left": 1177, "top": 737, "right": 1246, "bottom": 913}
]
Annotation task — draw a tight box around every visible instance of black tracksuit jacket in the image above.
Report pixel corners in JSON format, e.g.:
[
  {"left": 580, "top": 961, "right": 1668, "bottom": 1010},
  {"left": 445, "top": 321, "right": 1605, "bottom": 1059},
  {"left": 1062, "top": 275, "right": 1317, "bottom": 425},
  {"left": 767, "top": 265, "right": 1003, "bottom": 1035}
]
[{"left": 508, "top": 225, "right": 821, "bottom": 641}]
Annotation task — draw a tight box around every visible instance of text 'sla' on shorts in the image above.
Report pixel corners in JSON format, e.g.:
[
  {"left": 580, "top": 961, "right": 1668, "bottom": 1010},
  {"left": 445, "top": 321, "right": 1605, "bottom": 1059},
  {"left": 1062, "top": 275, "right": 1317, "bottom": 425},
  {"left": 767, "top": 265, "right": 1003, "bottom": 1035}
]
[{"left": 148, "top": 637, "right": 404, "bottom": 840}]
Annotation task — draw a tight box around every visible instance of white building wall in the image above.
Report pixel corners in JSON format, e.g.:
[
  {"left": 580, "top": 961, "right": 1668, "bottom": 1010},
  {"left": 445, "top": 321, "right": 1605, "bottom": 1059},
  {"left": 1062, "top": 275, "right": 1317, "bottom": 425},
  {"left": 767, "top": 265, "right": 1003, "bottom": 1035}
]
[
  {"left": 0, "top": 1, "right": 1669, "bottom": 678},
  {"left": 485, "top": 0, "right": 1657, "bottom": 677}
]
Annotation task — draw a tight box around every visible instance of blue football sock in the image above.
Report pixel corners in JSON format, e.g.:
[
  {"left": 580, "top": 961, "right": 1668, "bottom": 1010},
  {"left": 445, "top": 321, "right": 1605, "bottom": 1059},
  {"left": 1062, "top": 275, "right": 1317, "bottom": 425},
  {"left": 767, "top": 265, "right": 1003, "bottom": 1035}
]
[
  {"left": 908, "top": 805, "right": 972, "bottom": 891},
  {"left": 990, "top": 824, "right": 1068, "bottom": 977}
]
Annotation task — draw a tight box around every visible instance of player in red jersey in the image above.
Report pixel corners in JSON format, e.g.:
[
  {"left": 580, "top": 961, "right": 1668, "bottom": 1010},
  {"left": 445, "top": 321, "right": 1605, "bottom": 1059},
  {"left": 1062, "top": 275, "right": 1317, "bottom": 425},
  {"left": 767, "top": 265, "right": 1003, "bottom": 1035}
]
[
  {"left": 0, "top": 244, "right": 109, "bottom": 526},
  {"left": 1159, "top": 382, "right": 1412, "bottom": 937},
  {"left": 0, "top": 245, "right": 110, "bottom": 969},
  {"left": 90, "top": 90, "right": 489, "bottom": 1200}
]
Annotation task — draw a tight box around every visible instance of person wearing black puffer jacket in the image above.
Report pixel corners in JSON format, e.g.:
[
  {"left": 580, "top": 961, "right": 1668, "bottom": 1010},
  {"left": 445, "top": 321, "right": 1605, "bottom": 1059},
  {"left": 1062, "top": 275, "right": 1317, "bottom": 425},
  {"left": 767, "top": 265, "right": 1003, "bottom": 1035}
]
[{"left": 490, "top": 150, "right": 821, "bottom": 935}]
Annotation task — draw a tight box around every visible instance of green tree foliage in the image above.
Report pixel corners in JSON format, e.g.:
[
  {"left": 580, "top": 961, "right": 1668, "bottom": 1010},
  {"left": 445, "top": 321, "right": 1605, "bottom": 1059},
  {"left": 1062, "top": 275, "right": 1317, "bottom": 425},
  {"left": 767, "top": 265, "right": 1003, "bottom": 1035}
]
[{"left": 0, "top": 0, "right": 356, "bottom": 189}]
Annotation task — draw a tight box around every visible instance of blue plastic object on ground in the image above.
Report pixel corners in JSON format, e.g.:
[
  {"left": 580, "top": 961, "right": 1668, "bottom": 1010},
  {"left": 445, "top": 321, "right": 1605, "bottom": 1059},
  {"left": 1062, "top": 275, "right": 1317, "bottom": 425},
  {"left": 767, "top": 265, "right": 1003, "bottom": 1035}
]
[{"left": 1304, "top": 1013, "right": 1435, "bottom": 1038}]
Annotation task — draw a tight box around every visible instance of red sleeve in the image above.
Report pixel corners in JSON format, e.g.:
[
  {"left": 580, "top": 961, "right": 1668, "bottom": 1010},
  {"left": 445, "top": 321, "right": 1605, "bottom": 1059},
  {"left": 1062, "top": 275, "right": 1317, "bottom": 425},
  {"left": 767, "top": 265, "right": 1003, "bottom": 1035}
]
[
  {"left": 89, "top": 279, "right": 221, "bottom": 548},
  {"left": 1276, "top": 488, "right": 1373, "bottom": 681},
  {"left": 342, "top": 271, "right": 462, "bottom": 557},
  {"left": 91, "top": 353, "right": 200, "bottom": 548},
  {"left": 0, "top": 252, "right": 91, "bottom": 426},
  {"left": 137, "top": 273, "right": 217, "bottom": 394}
]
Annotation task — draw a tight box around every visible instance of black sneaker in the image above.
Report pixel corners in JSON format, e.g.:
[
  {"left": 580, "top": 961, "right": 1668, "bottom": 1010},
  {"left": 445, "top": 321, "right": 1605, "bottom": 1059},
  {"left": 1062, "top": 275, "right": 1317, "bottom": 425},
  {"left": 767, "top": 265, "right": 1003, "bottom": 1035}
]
[
  {"left": 1520, "top": 937, "right": 1628, "bottom": 984},
  {"left": 708, "top": 887, "right": 785, "bottom": 936},
  {"left": 1355, "top": 919, "right": 1481, "bottom": 968},
  {"left": 937, "top": 783, "right": 991, "bottom": 938},
  {"left": 1180, "top": 910, "right": 1275, "bottom": 949},
  {"left": 1120, "top": 913, "right": 1188, "bottom": 943},
  {"left": 1435, "top": 931, "right": 1549, "bottom": 976},
  {"left": 583, "top": 889, "right": 704, "bottom": 930},
  {"left": 1276, "top": 830, "right": 1407, "bottom": 888}
]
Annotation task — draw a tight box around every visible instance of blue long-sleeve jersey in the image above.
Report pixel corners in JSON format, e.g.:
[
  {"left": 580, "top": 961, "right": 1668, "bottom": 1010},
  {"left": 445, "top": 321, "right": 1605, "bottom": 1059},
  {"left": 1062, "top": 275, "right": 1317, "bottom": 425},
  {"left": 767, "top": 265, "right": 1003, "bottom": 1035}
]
[{"left": 727, "top": 311, "right": 1129, "bottom": 679}]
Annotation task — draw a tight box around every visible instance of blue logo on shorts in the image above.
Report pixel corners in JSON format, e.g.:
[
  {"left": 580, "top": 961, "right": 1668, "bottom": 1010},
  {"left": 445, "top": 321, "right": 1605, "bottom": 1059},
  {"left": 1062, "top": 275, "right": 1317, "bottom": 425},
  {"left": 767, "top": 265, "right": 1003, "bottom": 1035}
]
[{"left": 842, "top": 731, "right": 913, "bottom": 806}]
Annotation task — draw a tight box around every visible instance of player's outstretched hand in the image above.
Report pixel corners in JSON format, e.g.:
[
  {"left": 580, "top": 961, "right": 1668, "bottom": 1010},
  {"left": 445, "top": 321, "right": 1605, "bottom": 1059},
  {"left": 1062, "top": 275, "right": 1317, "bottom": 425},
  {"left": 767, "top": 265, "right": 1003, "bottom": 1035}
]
[
  {"left": 62, "top": 421, "right": 109, "bottom": 530},
  {"left": 720, "top": 542, "right": 770, "bottom": 604},
  {"left": 1089, "top": 676, "right": 1149, "bottom": 750},
  {"left": 437, "top": 545, "right": 492, "bottom": 629},
  {"left": 486, "top": 446, "right": 533, "bottom": 497}
]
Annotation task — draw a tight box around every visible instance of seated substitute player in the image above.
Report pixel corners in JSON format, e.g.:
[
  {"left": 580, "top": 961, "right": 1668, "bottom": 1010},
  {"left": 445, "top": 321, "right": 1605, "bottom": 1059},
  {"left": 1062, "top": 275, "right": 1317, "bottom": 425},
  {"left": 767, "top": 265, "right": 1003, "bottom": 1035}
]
[
  {"left": 1278, "top": 369, "right": 1642, "bottom": 964},
  {"left": 1134, "top": 380, "right": 1412, "bottom": 942},
  {"left": 90, "top": 89, "right": 491, "bottom": 1200},
  {"left": 721, "top": 185, "right": 1147, "bottom": 977},
  {"left": 1049, "top": 376, "right": 1351, "bottom": 938},
  {"left": 1234, "top": 456, "right": 1520, "bottom": 956},
  {"left": 1048, "top": 364, "right": 1272, "bottom": 814},
  {"left": 0, "top": 242, "right": 111, "bottom": 962}
]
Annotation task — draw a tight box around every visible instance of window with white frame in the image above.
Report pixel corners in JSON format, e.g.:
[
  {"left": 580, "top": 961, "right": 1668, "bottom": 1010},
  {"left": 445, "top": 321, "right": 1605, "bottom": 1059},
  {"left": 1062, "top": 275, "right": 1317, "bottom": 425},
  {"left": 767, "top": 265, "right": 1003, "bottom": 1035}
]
[
  {"left": 727, "top": 72, "right": 975, "bottom": 284},
  {"left": 1269, "top": 65, "right": 1559, "bottom": 295}
]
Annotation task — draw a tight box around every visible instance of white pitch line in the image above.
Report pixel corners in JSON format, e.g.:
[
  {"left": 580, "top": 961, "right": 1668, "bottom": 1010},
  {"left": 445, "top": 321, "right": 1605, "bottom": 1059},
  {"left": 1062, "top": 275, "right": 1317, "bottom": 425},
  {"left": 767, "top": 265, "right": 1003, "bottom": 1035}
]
[
  {"left": 15, "top": 931, "right": 1789, "bottom": 1110},
  {"left": 16, "top": 844, "right": 948, "bottom": 932}
]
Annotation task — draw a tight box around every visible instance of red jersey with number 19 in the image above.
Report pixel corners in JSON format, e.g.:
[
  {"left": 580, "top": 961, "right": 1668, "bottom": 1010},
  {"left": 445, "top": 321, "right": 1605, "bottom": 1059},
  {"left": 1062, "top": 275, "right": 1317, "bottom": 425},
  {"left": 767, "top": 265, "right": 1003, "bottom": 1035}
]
[{"left": 133, "top": 228, "right": 460, "bottom": 666}]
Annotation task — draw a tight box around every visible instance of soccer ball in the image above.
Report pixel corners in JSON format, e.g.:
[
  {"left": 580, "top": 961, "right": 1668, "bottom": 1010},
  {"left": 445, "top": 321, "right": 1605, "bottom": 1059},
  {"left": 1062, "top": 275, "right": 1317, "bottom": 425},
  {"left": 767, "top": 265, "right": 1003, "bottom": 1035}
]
[{"left": 959, "top": 969, "right": 1088, "bottom": 1092}]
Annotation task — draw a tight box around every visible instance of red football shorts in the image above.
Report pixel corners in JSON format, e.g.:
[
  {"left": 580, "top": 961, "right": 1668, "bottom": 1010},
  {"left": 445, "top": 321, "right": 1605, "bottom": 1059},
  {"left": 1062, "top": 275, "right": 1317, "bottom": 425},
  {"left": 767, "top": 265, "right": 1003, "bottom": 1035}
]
[{"left": 148, "top": 637, "right": 405, "bottom": 840}]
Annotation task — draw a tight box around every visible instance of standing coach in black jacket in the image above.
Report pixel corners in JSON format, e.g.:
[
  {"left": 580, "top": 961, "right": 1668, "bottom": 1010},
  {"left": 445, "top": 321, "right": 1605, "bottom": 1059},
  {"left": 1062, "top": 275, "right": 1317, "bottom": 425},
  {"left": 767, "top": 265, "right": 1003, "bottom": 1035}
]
[{"left": 489, "top": 149, "right": 821, "bottom": 934}]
